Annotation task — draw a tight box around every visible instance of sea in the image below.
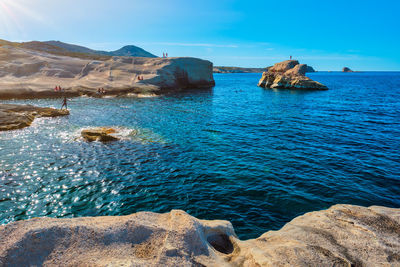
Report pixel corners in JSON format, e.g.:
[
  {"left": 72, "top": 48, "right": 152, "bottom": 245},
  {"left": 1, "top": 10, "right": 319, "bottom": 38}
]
[{"left": 1, "top": 72, "right": 399, "bottom": 239}]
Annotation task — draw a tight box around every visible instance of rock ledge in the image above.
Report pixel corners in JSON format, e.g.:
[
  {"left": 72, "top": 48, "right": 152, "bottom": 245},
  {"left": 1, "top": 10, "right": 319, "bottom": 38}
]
[{"left": 0, "top": 104, "right": 69, "bottom": 131}]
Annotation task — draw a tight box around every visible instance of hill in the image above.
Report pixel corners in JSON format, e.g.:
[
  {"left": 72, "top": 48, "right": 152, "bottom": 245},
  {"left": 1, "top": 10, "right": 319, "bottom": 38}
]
[
  {"left": 45, "top": 41, "right": 157, "bottom": 58},
  {"left": 0, "top": 39, "right": 156, "bottom": 60}
]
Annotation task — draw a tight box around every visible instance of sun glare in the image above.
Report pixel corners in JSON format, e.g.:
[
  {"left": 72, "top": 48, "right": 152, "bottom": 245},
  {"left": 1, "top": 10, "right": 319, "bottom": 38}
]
[{"left": 0, "top": 0, "right": 44, "bottom": 36}]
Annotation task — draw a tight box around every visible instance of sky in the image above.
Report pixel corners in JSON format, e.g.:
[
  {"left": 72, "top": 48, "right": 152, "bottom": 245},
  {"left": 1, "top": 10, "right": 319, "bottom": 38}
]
[{"left": 0, "top": 0, "right": 399, "bottom": 70}]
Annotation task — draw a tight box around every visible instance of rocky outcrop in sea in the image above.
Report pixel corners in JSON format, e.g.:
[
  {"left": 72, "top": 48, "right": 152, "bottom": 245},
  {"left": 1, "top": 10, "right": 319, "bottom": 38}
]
[
  {"left": 258, "top": 60, "right": 327, "bottom": 90},
  {"left": 0, "top": 204, "right": 399, "bottom": 266},
  {"left": 342, "top": 67, "right": 354, "bottom": 72},
  {"left": 81, "top": 127, "right": 121, "bottom": 142}
]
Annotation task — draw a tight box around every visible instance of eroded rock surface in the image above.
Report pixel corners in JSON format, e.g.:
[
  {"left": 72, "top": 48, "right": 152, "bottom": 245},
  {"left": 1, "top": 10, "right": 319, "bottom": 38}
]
[
  {"left": 0, "top": 104, "right": 69, "bottom": 131},
  {"left": 0, "top": 46, "right": 215, "bottom": 99},
  {"left": 0, "top": 204, "right": 399, "bottom": 266},
  {"left": 258, "top": 60, "right": 327, "bottom": 90}
]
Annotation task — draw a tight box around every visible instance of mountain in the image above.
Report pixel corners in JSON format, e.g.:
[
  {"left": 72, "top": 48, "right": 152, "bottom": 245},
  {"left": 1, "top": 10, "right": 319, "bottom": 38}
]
[{"left": 106, "top": 45, "right": 156, "bottom": 57}]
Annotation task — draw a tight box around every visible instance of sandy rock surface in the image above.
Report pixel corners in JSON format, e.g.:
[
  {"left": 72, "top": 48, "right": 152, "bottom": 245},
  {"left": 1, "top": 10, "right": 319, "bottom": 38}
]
[
  {"left": 0, "top": 46, "right": 215, "bottom": 99},
  {"left": 258, "top": 60, "right": 328, "bottom": 90},
  {"left": 0, "top": 204, "right": 399, "bottom": 266},
  {"left": 0, "top": 104, "right": 69, "bottom": 131}
]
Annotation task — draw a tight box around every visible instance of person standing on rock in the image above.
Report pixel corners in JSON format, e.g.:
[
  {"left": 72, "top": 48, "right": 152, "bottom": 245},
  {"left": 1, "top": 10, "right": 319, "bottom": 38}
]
[{"left": 61, "top": 96, "right": 68, "bottom": 110}]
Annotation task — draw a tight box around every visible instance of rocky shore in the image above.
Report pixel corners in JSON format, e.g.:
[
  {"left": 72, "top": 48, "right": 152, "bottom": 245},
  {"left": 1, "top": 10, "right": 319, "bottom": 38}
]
[
  {"left": 0, "top": 46, "right": 215, "bottom": 100},
  {"left": 258, "top": 60, "right": 327, "bottom": 90},
  {"left": 0, "top": 104, "right": 69, "bottom": 131},
  {"left": 0, "top": 204, "right": 399, "bottom": 266}
]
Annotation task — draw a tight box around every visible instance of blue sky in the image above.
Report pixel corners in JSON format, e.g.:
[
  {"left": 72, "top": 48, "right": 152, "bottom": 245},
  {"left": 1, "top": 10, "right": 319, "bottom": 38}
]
[{"left": 0, "top": 0, "right": 399, "bottom": 70}]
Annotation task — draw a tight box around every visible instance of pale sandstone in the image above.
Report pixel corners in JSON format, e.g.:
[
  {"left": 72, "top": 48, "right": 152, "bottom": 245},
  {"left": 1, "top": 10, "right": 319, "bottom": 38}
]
[
  {"left": 0, "top": 46, "right": 215, "bottom": 99},
  {"left": 0, "top": 204, "right": 399, "bottom": 266}
]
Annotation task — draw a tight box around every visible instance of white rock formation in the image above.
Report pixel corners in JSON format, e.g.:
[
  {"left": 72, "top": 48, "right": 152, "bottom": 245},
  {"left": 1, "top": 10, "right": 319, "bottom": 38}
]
[
  {"left": 0, "top": 46, "right": 215, "bottom": 99},
  {"left": 0, "top": 204, "right": 399, "bottom": 266}
]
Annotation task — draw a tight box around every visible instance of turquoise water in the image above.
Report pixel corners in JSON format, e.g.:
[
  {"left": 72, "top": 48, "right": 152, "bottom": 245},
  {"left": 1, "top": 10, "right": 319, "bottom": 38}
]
[{"left": 1, "top": 72, "right": 400, "bottom": 239}]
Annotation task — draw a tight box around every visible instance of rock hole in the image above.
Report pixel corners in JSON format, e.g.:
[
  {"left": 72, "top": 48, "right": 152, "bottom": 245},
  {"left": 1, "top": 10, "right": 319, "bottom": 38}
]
[{"left": 207, "top": 233, "right": 234, "bottom": 254}]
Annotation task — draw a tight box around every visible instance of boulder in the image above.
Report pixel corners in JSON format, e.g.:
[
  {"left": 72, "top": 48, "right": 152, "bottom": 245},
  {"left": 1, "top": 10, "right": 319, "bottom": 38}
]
[
  {"left": 0, "top": 104, "right": 69, "bottom": 131},
  {"left": 81, "top": 127, "right": 120, "bottom": 142},
  {"left": 0, "top": 204, "right": 399, "bottom": 266},
  {"left": 342, "top": 67, "right": 353, "bottom": 72},
  {"left": 258, "top": 60, "right": 328, "bottom": 90}
]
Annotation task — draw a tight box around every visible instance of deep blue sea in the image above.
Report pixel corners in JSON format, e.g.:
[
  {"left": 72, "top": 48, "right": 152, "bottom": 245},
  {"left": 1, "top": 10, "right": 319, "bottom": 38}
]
[{"left": 1, "top": 72, "right": 399, "bottom": 239}]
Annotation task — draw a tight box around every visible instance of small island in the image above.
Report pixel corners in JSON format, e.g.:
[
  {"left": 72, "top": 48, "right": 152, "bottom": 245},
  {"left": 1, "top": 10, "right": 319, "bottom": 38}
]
[
  {"left": 342, "top": 67, "right": 354, "bottom": 72},
  {"left": 258, "top": 60, "right": 328, "bottom": 90}
]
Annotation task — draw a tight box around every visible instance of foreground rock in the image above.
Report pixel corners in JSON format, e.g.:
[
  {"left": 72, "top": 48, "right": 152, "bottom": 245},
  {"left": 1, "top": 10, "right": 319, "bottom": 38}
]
[
  {"left": 258, "top": 60, "right": 328, "bottom": 90},
  {"left": 81, "top": 127, "right": 120, "bottom": 142},
  {"left": 0, "top": 104, "right": 69, "bottom": 131},
  {"left": 0, "top": 46, "right": 215, "bottom": 99},
  {"left": 0, "top": 204, "right": 399, "bottom": 266}
]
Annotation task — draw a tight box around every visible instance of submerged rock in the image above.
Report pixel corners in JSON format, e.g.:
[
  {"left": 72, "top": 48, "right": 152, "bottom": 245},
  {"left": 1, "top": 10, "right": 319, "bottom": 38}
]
[
  {"left": 343, "top": 67, "right": 354, "bottom": 72},
  {"left": 81, "top": 127, "right": 120, "bottom": 142},
  {"left": 258, "top": 60, "right": 328, "bottom": 90},
  {"left": 0, "top": 104, "right": 69, "bottom": 131},
  {"left": 0, "top": 204, "right": 399, "bottom": 266}
]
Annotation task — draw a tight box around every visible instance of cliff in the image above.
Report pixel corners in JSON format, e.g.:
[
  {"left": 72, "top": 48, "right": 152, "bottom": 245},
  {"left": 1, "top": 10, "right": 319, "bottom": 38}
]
[
  {"left": 0, "top": 46, "right": 215, "bottom": 99},
  {"left": 0, "top": 204, "right": 399, "bottom": 266}
]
